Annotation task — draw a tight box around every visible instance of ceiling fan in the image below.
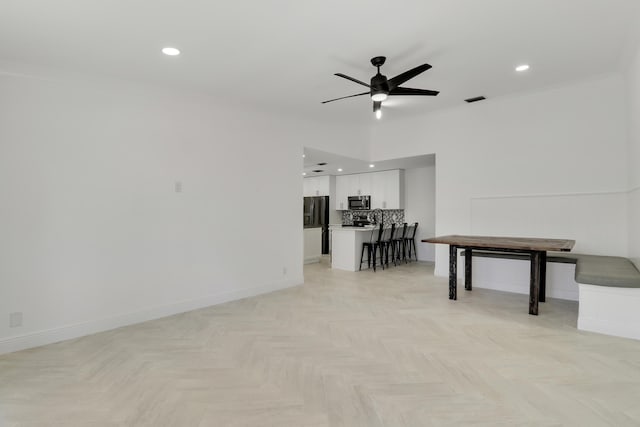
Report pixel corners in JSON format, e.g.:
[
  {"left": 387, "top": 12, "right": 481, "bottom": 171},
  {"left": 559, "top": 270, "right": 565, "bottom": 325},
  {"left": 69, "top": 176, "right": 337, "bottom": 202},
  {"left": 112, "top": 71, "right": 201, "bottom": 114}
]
[{"left": 322, "top": 56, "right": 439, "bottom": 119}]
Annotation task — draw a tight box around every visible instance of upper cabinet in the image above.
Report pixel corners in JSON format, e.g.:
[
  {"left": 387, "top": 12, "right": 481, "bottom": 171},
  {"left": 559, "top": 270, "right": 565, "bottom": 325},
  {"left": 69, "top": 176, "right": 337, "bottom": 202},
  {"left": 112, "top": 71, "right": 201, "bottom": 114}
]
[
  {"left": 335, "top": 175, "right": 349, "bottom": 210},
  {"left": 370, "top": 172, "right": 387, "bottom": 210},
  {"left": 356, "top": 173, "right": 372, "bottom": 197},
  {"left": 370, "top": 169, "right": 404, "bottom": 210},
  {"left": 383, "top": 169, "right": 404, "bottom": 210},
  {"left": 303, "top": 176, "right": 330, "bottom": 197},
  {"left": 335, "top": 169, "right": 404, "bottom": 210}
]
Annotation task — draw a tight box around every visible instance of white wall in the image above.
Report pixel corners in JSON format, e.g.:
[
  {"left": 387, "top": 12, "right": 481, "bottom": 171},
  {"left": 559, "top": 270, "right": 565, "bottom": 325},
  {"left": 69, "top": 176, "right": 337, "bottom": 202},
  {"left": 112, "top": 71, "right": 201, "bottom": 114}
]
[
  {"left": 403, "top": 166, "right": 436, "bottom": 262},
  {"left": 370, "top": 74, "right": 629, "bottom": 283},
  {"left": 0, "top": 65, "right": 368, "bottom": 353},
  {"left": 1, "top": 61, "right": 634, "bottom": 352},
  {"left": 470, "top": 192, "right": 627, "bottom": 255},
  {"left": 627, "top": 42, "right": 640, "bottom": 270}
]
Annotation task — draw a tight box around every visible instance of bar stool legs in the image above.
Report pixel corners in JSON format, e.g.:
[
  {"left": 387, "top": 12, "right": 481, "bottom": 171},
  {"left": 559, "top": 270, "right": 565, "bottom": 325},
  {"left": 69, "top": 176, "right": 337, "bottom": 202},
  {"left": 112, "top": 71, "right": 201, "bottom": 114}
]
[
  {"left": 411, "top": 238, "right": 417, "bottom": 261},
  {"left": 404, "top": 222, "right": 419, "bottom": 262},
  {"left": 359, "top": 245, "right": 371, "bottom": 271},
  {"left": 360, "top": 224, "right": 385, "bottom": 272}
]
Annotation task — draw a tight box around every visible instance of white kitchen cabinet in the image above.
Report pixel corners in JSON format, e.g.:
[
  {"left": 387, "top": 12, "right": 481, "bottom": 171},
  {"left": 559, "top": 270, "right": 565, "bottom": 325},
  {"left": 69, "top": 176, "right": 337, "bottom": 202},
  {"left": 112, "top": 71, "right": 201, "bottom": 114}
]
[
  {"left": 343, "top": 174, "right": 371, "bottom": 197},
  {"left": 356, "top": 173, "right": 372, "bottom": 196},
  {"left": 370, "top": 172, "right": 386, "bottom": 209},
  {"left": 303, "top": 178, "right": 312, "bottom": 197},
  {"left": 316, "top": 176, "right": 330, "bottom": 196},
  {"left": 336, "top": 174, "right": 368, "bottom": 209},
  {"left": 303, "top": 176, "right": 330, "bottom": 197},
  {"left": 335, "top": 175, "right": 349, "bottom": 210},
  {"left": 335, "top": 169, "right": 404, "bottom": 210},
  {"left": 304, "top": 228, "right": 322, "bottom": 264},
  {"left": 381, "top": 169, "right": 405, "bottom": 209},
  {"left": 346, "top": 175, "right": 360, "bottom": 196}
]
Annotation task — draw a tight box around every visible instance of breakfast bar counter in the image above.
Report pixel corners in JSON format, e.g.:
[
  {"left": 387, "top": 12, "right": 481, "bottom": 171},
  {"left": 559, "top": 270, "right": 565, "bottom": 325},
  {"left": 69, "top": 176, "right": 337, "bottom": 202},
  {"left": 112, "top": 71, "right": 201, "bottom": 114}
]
[{"left": 330, "top": 225, "right": 375, "bottom": 271}]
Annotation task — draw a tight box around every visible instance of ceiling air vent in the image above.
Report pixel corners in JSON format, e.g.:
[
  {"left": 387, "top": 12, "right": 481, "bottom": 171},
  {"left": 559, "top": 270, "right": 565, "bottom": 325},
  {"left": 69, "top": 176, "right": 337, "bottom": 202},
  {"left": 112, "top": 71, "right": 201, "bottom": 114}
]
[
  {"left": 465, "top": 96, "right": 486, "bottom": 103},
  {"left": 317, "top": 162, "right": 327, "bottom": 166},
  {"left": 312, "top": 170, "right": 324, "bottom": 173}
]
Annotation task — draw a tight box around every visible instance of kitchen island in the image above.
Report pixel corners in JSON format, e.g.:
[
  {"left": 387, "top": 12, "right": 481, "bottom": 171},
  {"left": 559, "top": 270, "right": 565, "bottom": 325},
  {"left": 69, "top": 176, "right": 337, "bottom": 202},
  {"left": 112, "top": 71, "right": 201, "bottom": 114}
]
[{"left": 330, "top": 225, "right": 377, "bottom": 271}]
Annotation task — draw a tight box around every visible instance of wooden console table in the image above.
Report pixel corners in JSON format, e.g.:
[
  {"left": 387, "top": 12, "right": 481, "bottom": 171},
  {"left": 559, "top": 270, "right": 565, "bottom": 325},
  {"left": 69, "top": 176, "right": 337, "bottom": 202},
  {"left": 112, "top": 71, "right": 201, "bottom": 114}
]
[{"left": 422, "top": 235, "right": 575, "bottom": 315}]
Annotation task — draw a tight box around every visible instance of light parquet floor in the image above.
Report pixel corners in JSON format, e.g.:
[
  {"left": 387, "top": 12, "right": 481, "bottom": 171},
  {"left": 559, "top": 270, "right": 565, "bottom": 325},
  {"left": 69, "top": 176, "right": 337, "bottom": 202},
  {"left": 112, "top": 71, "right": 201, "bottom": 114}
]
[{"left": 1, "top": 260, "right": 640, "bottom": 426}]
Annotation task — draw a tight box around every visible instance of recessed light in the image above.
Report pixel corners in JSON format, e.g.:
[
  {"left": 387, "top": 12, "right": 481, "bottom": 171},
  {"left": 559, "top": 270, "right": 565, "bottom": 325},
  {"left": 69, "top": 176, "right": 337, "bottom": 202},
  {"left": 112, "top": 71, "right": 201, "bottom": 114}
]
[
  {"left": 515, "top": 64, "right": 530, "bottom": 72},
  {"left": 162, "top": 47, "right": 181, "bottom": 56},
  {"left": 302, "top": 154, "right": 306, "bottom": 158},
  {"left": 302, "top": 172, "right": 307, "bottom": 176},
  {"left": 337, "top": 168, "right": 343, "bottom": 172},
  {"left": 369, "top": 164, "right": 375, "bottom": 168}
]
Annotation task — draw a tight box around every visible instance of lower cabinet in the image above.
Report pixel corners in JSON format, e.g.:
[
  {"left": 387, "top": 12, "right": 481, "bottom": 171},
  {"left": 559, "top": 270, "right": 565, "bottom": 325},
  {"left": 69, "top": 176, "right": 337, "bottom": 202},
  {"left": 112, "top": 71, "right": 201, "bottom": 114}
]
[{"left": 303, "top": 228, "right": 322, "bottom": 264}]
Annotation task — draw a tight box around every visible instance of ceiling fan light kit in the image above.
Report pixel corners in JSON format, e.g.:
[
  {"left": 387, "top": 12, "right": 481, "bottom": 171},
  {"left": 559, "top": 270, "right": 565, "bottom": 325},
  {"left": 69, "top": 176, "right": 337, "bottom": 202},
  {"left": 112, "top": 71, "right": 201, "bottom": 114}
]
[
  {"left": 373, "top": 100, "right": 382, "bottom": 119},
  {"left": 373, "top": 101, "right": 382, "bottom": 119},
  {"left": 322, "top": 56, "right": 439, "bottom": 118}
]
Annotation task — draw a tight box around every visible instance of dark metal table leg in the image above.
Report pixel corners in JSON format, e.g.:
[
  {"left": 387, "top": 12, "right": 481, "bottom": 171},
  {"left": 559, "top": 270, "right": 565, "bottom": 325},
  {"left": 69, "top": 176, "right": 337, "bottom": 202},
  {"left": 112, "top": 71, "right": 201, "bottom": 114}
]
[
  {"left": 465, "top": 248, "right": 472, "bottom": 291},
  {"left": 540, "top": 251, "right": 547, "bottom": 303},
  {"left": 449, "top": 245, "right": 457, "bottom": 300},
  {"left": 529, "top": 251, "right": 541, "bottom": 315}
]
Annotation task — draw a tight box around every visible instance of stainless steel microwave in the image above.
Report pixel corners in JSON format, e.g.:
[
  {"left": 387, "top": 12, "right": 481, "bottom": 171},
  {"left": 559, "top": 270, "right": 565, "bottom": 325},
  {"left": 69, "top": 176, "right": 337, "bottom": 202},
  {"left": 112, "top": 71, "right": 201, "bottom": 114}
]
[{"left": 348, "top": 195, "right": 371, "bottom": 210}]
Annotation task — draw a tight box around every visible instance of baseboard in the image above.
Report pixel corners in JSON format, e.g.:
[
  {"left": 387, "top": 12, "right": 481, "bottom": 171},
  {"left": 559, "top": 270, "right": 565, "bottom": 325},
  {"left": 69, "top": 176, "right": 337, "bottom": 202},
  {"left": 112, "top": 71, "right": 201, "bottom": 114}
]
[
  {"left": 0, "top": 277, "right": 303, "bottom": 355},
  {"left": 578, "top": 317, "right": 640, "bottom": 341},
  {"left": 304, "top": 256, "right": 321, "bottom": 264}
]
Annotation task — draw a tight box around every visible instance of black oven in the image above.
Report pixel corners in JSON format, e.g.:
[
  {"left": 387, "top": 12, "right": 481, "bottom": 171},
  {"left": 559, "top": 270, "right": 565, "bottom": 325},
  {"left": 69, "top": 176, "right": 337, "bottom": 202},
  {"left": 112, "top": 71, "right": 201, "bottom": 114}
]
[{"left": 348, "top": 195, "right": 371, "bottom": 210}]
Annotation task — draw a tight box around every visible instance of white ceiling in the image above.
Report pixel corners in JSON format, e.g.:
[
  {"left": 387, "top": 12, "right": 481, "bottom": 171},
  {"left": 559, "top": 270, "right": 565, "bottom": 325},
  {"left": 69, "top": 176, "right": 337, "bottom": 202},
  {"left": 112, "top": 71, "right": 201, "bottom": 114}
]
[
  {"left": 303, "top": 147, "right": 434, "bottom": 176},
  {"left": 1, "top": 0, "right": 639, "bottom": 124}
]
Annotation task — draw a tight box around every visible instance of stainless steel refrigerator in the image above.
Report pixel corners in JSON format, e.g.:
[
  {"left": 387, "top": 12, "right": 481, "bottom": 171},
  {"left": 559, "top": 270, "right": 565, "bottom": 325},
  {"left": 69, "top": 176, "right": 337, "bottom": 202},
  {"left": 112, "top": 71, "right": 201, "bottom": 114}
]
[{"left": 303, "top": 196, "right": 329, "bottom": 254}]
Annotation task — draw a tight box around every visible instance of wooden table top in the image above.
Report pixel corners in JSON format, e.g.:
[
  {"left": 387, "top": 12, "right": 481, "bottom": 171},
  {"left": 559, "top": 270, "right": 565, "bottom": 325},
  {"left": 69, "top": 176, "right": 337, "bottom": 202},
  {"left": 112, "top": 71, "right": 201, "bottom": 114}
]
[{"left": 422, "top": 235, "right": 575, "bottom": 252}]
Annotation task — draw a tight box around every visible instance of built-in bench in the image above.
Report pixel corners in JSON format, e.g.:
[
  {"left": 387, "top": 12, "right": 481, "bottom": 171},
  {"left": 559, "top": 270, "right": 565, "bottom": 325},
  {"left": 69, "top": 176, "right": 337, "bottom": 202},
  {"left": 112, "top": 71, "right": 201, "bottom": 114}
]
[{"left": 461, "top": 250, "right": 640, "bottom": 340}]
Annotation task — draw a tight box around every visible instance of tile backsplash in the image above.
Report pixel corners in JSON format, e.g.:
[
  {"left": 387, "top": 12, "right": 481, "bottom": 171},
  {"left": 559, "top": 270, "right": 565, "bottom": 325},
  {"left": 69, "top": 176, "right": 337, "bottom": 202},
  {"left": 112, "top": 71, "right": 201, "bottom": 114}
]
[{"left": 341, "top": 210, "right": 404, "bottom": 227}]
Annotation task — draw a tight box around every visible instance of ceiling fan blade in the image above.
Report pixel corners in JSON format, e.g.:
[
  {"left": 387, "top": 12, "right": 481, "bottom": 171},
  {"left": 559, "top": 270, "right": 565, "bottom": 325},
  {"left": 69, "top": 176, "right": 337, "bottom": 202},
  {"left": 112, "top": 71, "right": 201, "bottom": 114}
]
[
  {"left": 321, "top": 91, "right": 370, "bottom": 104},
  {"left": 389, "top": 87, "right": 439, "bottom": 96},
  {"left": 372, "top": 101, "right": 381, "bottom": 112},
  {"left": 335, "top": 73, "right": 371, "bottom": 88},
  {"left": 387, "top": 64, "right": 432, "bottom": 89}
]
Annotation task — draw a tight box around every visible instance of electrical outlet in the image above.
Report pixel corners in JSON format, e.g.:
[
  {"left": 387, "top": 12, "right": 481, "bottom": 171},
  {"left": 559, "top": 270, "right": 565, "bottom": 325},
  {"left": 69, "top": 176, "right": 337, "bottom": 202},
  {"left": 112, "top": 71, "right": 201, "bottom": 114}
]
[
  {"left": 174, "top": 181, "right": 183, "bottom": 193},
  {"left": 9, "top": 312, "right": 22, "bottom": 328},
  {"left": 282, "top": 267, "right": 287, "bottom": 276}
]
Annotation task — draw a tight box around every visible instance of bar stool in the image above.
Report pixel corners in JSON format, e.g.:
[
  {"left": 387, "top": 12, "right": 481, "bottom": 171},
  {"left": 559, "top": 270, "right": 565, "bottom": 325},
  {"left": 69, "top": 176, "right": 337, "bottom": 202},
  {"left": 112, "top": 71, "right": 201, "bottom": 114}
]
[
  {"left": 404, "top": 222, "right": 419, "bottom": 262},
  {"left": 360, "top": 224, "right": 385, "bottom": 272},
  {"left": 381, "top": 224, "right": 396, "bottom": 267},
  {"left": 393, "top": 223, "right": 408, "bottom": 264}
]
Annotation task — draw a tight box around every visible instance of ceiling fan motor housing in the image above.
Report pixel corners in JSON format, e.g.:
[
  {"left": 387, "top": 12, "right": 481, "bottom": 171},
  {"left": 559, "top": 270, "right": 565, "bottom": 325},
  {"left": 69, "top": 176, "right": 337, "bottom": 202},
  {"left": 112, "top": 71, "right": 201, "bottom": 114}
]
[{"left": 370, "top": 73, "right": 389, "bottom": 98}]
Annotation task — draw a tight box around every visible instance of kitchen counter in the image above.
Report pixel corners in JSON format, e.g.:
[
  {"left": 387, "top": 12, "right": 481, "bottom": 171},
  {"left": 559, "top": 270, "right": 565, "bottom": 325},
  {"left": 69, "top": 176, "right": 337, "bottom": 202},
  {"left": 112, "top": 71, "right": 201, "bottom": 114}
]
[
  {"left": 330, "top": 225, "right": 378, "bottom": 271},
  {"left": 333, "top": 225, "right": 376, "bottom": 231}
]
